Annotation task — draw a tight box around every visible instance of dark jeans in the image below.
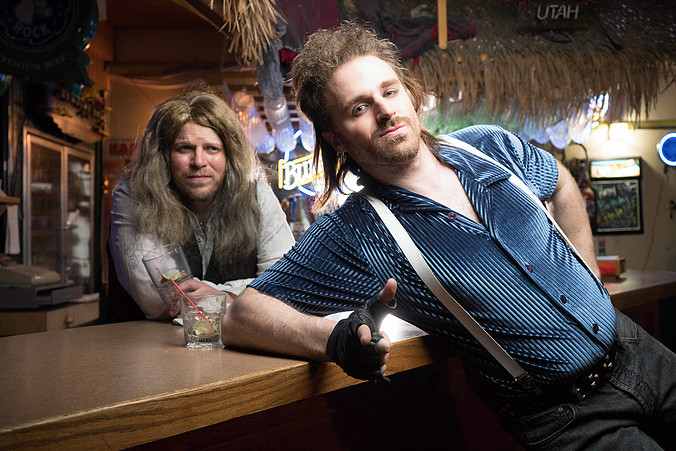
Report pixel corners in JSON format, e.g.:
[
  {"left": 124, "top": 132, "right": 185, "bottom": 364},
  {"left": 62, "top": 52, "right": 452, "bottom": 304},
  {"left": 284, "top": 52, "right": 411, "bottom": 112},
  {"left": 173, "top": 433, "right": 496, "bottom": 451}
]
[{"left": 501, "top": 310, "right": 676, "bottom": 450}]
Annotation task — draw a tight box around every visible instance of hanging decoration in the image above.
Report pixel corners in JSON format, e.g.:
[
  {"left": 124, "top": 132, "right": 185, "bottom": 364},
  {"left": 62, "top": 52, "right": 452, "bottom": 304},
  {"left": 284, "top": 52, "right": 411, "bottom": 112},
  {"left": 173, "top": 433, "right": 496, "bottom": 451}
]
[
  {"left": 297, "top": 113, "right": 315, "bottom": 152},
  {"left": 422, "top": 89, "right": 608, "bottom": 148},
  {"left": 204, "top": 0, "right": 283, "bottom": 66},
  {"left": 263, "top": 96, "right": 297, "bottom": 152},
  {"left": 231, "top": 90, "right": 275, "bottom": 154},
  {"left": 519, "top": 92, "right": 607, "bottom": 147}
]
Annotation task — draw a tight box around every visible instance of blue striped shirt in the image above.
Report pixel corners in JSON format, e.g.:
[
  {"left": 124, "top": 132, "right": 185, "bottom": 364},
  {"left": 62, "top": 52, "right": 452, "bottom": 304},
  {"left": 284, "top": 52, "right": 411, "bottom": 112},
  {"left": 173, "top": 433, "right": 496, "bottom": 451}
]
[{"left": 251, "top": 125, "right": 616, "bottom": 399}]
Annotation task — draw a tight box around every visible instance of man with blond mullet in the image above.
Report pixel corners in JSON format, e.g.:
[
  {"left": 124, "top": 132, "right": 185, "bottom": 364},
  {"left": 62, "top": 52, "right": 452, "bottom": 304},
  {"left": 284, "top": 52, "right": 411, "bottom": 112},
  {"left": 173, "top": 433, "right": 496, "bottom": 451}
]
[{"left": 223, "top": 22, "right": 676, "bottom": 449}]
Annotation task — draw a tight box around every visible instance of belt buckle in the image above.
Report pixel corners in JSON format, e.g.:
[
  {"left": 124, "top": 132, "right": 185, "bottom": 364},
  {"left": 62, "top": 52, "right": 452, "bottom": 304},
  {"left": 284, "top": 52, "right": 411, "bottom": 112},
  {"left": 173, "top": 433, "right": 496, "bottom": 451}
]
[
  {"left": 571, "top": 372, "right": 599, "bottom": 401},
  {"left": 571, "top": 353, "right": 613, "bottom": 402}
]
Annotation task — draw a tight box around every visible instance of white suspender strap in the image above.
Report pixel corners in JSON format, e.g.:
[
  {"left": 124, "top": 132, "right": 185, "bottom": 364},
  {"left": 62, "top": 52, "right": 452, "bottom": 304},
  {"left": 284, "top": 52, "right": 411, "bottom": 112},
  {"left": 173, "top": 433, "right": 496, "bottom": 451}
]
[{"left": 364, "top": 194, "right": 534, "bottom": 385}]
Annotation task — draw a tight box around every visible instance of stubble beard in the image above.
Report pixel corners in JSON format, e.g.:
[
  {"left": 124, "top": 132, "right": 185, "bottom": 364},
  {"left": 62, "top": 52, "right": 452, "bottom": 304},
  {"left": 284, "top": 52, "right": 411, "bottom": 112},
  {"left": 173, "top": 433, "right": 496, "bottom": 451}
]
[
  {"left": 372, "top": 118, "right": 420, "bottom": 165},
  {"left": 177, "top": 174, "right": 223, "bottom": 206},
  {"left": 183, "top": 189, "right": 216, "bottom": 204}
]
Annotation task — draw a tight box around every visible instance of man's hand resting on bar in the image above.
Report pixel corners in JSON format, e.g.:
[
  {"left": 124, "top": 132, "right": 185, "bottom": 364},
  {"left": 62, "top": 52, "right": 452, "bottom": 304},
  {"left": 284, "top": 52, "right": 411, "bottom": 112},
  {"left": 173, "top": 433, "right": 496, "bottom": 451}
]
[{"left": 326, "top": 279, "right": 397, "bottom": 381}]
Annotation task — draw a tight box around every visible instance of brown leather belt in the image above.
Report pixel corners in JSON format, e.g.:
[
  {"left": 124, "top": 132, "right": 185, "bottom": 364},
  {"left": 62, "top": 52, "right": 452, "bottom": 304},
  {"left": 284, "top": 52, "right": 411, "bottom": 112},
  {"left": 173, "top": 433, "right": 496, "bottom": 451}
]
[{"left": 499, "top": 341, "right": 617, "bottom": 417}]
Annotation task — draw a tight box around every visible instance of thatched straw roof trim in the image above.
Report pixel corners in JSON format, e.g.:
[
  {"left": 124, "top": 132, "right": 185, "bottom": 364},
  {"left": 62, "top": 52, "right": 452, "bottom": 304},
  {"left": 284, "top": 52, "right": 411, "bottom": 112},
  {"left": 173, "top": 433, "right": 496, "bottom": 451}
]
[
  {"left": 408, "top": 42, "right": 674, "bottom": 126},
  {"left": 201, "top": 0, "right": 675, "bottom": 127},
  {"left": 210, "top": 0, "right": 283, "bottom": 66},
  {"left": 403, "top": 0, "right": 676, "bottom": 127}
]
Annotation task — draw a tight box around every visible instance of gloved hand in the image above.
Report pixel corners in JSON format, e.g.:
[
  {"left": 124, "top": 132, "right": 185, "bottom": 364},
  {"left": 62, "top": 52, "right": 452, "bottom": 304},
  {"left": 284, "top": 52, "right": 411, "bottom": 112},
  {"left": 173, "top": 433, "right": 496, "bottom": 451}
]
[{"left": 326, "top": 291, "right": 396, "bottom": 382}]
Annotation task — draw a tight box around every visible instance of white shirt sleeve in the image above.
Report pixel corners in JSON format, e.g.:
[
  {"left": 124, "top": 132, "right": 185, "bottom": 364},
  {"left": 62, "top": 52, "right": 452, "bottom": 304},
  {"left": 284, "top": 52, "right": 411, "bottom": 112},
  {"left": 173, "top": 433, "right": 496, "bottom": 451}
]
[{"left": 109, "top": 179, "right": 171, "bottom": 320}]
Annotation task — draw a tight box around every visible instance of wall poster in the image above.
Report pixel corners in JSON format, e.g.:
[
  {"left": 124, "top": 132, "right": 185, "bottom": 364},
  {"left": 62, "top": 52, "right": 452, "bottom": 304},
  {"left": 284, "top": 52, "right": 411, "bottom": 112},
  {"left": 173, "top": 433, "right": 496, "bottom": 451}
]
[{"left": 592, "top": 178, "right": 643, "bottom": 234}]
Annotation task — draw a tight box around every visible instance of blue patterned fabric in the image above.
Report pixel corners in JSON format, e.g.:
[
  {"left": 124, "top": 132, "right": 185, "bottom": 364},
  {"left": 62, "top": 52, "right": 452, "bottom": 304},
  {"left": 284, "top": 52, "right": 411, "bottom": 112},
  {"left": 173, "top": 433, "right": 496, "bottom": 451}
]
[{"left": 251, "top": 125, "right": 616, "bottom": 399}]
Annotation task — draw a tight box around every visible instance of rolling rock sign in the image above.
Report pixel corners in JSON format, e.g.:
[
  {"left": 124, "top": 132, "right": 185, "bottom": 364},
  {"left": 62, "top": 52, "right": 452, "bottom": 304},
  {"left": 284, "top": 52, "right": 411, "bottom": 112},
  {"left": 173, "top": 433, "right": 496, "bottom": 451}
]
[{"left": 0, "top": 0, "right": 98, "bottom": 90}]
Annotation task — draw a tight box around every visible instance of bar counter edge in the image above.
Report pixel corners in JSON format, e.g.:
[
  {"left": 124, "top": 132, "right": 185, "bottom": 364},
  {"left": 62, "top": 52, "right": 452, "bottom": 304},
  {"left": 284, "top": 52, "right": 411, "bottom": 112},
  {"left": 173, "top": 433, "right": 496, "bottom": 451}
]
[{"left": 0, "top": 269, "right": 674, "bottom": 450}]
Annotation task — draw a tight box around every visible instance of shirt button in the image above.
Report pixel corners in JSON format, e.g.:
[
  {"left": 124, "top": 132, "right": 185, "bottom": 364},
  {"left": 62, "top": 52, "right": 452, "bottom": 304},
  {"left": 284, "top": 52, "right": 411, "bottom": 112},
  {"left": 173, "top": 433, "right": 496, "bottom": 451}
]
[
  {"left": 560, "top": 295, "right": 567, "bottom": 303},
  {"left": 448, "top": 212, "right": 457, "bottom": 221},
  {"left": 593, "top": 323, "right": 599, "bottom": 333},
  {"left": 526, "top": 264, "right": 533, "bottom": 273}
]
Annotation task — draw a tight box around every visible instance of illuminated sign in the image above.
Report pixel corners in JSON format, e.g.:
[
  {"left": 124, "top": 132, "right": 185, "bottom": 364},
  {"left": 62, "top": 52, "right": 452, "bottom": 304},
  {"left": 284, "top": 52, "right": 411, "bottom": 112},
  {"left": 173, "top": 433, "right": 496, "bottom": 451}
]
[
  {"left": 590, "top": 158, "right": 641, "bottom": 179},
  {"left": 278, "top": 153, "right": 323, "bottom": 192},
  {"left": 105, "top": 139, "right": 138, "bottom": 157}
]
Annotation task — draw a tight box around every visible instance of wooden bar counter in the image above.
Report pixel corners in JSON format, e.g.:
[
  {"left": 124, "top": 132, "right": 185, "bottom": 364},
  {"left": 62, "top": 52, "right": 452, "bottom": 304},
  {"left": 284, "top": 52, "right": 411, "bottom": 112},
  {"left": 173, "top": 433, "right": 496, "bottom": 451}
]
[{"left": 1, "top": 270, "right": 674, "bottom": 450}]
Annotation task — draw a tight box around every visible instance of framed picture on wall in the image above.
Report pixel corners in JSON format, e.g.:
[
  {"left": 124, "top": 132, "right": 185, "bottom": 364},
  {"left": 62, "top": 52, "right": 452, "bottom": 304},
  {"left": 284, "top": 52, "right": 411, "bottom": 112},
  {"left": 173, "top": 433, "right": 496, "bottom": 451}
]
[
  {"left": 592, "top": 178, "right": 643, "bottom": 234},
  {"left": 591, "top": 158, "right": 643, "bottom": 235}
]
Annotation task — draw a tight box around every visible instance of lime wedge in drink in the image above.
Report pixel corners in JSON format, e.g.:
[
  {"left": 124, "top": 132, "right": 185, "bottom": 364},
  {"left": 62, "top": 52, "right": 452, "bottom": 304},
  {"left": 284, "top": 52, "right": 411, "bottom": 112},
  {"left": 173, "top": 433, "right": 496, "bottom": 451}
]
[
  {"left": 162, "top": 270, "right": 183, "bottom": 282},
  {"left": 193, "top": 320, "right": 213, "bottom": 335}
]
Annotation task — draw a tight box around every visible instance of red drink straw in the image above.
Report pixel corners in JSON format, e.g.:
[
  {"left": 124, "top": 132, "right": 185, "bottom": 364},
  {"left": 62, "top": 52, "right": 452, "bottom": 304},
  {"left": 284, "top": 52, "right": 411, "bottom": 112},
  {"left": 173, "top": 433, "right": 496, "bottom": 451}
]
[{"left": 163, "top": 273, "right": 211, "bottom": 324}]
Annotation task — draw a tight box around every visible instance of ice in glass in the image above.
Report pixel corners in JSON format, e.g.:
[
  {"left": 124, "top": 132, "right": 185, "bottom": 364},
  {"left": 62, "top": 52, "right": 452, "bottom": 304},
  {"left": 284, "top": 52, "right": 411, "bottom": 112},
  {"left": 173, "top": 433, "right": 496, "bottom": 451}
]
[{"left": 180, "top": 293, "right": 226, "bottom": 349}]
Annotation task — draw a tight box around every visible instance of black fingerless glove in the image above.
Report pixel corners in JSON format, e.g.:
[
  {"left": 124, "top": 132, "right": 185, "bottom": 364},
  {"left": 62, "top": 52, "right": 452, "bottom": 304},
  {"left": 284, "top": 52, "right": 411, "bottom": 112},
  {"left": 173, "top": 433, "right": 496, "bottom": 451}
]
[{"left": 326, "top": 293, "right": 393, "bottom": 382}]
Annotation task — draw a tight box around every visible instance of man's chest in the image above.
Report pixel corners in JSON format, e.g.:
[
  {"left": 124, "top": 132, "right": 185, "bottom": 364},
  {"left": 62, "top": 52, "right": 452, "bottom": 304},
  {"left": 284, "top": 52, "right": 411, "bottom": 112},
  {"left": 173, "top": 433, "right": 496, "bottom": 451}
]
[{"left": 421, "top": 166, "right": 483, "bottom": 224}]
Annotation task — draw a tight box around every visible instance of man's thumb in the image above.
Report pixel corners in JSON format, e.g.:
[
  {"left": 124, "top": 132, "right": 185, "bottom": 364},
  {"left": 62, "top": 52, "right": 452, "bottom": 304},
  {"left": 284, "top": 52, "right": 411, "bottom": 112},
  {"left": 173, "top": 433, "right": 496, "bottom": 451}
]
[{"left": 365, "top": 279, "right": 397, "bottom": 330}]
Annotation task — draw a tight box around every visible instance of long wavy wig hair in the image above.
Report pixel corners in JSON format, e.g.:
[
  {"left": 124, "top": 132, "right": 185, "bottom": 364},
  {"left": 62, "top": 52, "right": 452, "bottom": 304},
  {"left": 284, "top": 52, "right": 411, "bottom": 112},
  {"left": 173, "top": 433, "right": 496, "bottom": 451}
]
[
  {"left": 128, "top": 91, "right": 261, "bottom": 268},
  {"left": 291, "top": 21, "right": 439, "bottom": 209}
]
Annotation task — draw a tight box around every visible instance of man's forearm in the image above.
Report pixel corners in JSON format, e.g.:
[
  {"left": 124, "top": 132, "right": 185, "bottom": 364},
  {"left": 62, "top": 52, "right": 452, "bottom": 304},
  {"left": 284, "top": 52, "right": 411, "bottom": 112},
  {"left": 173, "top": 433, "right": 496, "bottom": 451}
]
[
  {"left": 222, "top": 287, "right": 336, "bottom": 361},
  {"left": 549, "top": 161, "right": 600, "bottom": 278}
]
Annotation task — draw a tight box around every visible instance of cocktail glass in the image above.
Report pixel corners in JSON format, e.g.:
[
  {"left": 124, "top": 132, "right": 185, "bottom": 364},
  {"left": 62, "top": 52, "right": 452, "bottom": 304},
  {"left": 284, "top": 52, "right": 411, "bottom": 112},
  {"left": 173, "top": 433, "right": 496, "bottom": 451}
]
[
  {"left": 180, "top": 293, "right": 226, "bottom": 349},
  {"left": 142, "top": 244, "right": 192, "bottom": 315}
]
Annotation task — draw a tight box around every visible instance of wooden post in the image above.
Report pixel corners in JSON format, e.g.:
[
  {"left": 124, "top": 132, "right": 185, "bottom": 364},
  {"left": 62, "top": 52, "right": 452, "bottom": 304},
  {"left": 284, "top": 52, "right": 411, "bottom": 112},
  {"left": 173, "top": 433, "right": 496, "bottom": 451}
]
[{"left": 438, "top": 0, "right": 447, "bottom": 49}]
